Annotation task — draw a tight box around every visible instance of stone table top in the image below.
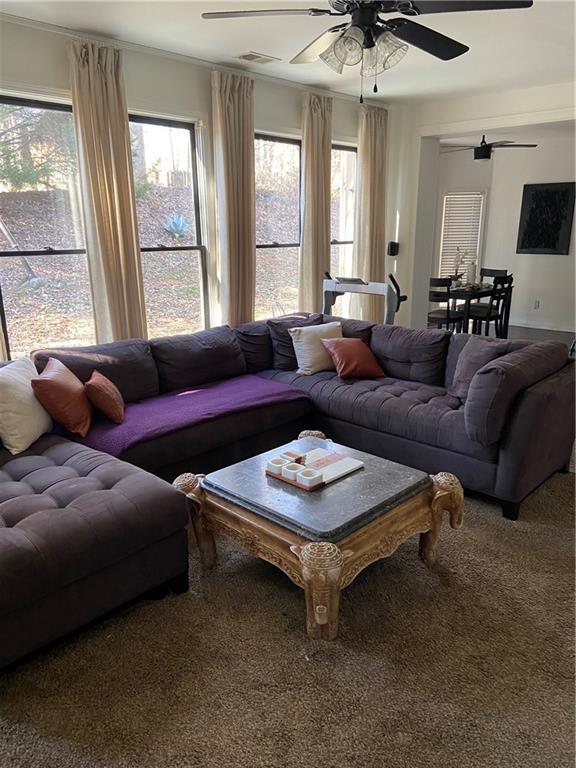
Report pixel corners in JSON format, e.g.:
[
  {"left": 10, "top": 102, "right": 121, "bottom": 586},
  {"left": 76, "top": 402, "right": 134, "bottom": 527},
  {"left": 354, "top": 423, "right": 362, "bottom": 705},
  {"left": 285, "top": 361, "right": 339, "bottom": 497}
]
[{"left": 202, "top": 437, "right": 431, "bottom": 542}]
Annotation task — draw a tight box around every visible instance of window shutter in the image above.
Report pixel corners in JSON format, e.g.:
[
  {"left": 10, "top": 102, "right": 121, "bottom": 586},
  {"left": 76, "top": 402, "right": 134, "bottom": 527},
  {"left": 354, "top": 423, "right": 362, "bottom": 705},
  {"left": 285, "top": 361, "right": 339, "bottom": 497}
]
[{"left": 438, "top": 193, "right": 485, "bottom": 278}]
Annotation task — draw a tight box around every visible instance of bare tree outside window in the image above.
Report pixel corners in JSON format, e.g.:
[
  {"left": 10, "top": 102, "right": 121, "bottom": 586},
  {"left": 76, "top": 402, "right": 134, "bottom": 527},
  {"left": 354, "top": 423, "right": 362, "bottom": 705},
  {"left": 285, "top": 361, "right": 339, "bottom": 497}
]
[{"left": 0, "top": 98, "right": 95, "bottom": 358}]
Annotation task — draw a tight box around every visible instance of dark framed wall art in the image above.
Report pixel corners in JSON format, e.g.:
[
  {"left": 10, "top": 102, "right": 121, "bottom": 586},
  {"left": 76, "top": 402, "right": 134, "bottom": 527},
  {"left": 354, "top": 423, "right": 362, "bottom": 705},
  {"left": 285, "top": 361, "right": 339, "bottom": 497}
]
[{"left": 516, "top": 182, "right": 575, "bottom": 255}]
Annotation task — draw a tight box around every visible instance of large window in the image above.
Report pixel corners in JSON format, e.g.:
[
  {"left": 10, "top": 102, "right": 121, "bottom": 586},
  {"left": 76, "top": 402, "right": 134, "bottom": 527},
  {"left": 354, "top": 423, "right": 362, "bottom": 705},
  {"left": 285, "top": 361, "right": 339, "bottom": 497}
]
[
  {"left": 129, "top": 116, "right": 207, "bottom": 337},
  {"left": 0, "top": 97, "right": 95, "bottom": 358},
  {"left": 330, "top": 145, "right": 357, "bottom": 278},
  {"left": 438, "top": 192, "right": 485, "bottom": 278},
  {"left": 254, "top": 134, "right": 301, "bottom": 319}
]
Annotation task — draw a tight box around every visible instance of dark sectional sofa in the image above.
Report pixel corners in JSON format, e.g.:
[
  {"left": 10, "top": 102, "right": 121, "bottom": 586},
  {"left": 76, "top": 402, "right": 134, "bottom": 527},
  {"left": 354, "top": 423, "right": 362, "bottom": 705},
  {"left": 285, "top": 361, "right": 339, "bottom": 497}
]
[{"left": 0, "top": 313, "right": 573, "bottom": 668}]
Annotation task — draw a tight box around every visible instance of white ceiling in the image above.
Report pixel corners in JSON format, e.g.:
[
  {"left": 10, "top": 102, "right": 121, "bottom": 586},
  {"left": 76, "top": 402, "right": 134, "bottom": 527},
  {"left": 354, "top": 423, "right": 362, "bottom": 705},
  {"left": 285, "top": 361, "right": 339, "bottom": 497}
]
[
  {"left": 1, "top": 0, "right": 574, "bottom": 100},
  {"left": 439, "top": 120, "right": 575, "bottom": 144}
]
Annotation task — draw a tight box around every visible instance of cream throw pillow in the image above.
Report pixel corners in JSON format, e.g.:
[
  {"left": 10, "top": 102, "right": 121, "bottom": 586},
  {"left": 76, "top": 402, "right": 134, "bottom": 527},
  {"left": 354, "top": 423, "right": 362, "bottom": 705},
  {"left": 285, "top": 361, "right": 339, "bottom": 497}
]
[
  {"left": 288, "top": 322, "right": 343, "bottom": 375},
  {"left": 0, "top": 358, "right": 52, "bottom": 454}
]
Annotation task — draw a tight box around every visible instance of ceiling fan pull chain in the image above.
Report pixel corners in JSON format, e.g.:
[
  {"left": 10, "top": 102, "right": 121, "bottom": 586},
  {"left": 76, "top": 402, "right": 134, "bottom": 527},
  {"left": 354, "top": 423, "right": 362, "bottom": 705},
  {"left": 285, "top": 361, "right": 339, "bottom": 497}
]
[{"left": 373, "top": 70, "right": 379, "bottom": 94}]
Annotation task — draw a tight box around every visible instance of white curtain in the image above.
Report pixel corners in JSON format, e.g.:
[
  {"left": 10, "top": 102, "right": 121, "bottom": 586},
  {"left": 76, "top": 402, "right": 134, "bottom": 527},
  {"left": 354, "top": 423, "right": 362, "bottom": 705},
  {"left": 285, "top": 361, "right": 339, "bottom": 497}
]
[
  {"left": 351, "top": 105, "right": 387, "bottom": 322},
  {"left": 69, "top": 40, "right": 147, "bottom": 342},
  {"left": 299, "top": 92, "right": 332, "bottom": 313},
  {"left": 211, "top": 70, "right": 255, "bottom": 326}
]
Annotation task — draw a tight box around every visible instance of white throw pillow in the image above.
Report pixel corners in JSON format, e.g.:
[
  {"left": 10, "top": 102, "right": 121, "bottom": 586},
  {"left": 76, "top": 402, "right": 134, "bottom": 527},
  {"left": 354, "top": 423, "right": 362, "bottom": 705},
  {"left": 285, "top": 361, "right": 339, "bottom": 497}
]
[
  {"left": 288, "top": 322, "right": 343, "bottom": 375},
  {"left": 0, "top": 358, "right": 52, "bottom": 454}
]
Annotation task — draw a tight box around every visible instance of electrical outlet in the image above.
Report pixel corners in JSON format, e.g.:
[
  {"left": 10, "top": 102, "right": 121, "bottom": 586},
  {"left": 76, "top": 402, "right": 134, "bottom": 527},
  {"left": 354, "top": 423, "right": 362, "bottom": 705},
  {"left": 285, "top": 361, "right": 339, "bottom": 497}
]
[{"left": 533, "top": 299, "right": 540, "bottom": 310}]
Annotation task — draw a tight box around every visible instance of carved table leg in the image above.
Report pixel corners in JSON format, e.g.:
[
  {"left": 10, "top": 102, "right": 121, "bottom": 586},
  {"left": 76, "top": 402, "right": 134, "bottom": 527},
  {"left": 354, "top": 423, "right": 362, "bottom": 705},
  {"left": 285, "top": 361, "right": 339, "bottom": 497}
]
[
  {"left": 173, "top": 473, "right": 217, "bottom": 573},
  {"left": 291, "top": 542, "right": 346, "bottom": 640},
  {"left": 419, "top": 472, "right": 464, "bottom": 565},
  {"left": 298, "top": 429, "right": 327, "bottom": 440}
]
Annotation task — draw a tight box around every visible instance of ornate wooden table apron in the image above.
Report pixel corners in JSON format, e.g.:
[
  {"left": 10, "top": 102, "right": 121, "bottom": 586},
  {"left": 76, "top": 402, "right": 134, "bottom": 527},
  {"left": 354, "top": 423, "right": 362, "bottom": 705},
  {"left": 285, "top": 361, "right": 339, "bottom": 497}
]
[{"left": 174, "top": 433, "right": 464, "bottom": 640}]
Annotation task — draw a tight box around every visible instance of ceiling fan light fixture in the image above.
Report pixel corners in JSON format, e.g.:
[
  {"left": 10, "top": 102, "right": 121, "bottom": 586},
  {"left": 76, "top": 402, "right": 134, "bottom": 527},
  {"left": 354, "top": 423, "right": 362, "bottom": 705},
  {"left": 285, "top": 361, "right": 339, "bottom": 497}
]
[
  {"left": 319, "top": 40, "right": 345, "bottom": 73},
  {"left": 361, "top": 30, "right": 408, "bottom": 77},
  {"left": 333, "top": 25, "right": 364, "bottom": 66}
]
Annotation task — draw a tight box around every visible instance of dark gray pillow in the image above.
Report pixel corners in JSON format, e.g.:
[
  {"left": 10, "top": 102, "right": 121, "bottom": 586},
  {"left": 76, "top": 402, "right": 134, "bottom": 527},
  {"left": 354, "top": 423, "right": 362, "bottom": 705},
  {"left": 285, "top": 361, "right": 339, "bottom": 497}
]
[
  {"left": 267, "top": 313, "right": 323, "bottom": 371},
  {"left": 150, "top": 326, "right": 246, "bottom": 392},
  {"left": 464, "top": 341, "right": 569, "bottom": 445},
  {"left": 370, "top": 325, "right": 451, "bottom": 385},
  {"left": 234, "top": 320, "right": 273, "bottom": 373},
  {"left": 449, "top": 336, "right": 510, "bottom": 400},
  {"left": 322, "top": 315, "right": 375, "bottom": 344},
  {"left": 32, "top": 339, "right": 159, "bottom": 403}
]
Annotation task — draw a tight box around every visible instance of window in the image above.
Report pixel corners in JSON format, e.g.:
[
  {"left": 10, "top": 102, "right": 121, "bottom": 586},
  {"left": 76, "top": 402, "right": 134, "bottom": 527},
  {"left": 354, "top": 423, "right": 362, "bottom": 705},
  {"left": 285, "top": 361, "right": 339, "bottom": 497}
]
[
  {"left": 254, "top": 134, "right": 301, "bottom": 319},
  {"left": 330, "top": 145, "right": 357, "bottom": 278},
  {"left": 438, "top": 192, "right": 485, "bottom": 278},
  {"left": 129, "top": 116, "right": 207, "bottom": 337},
  {"left": 0, "top": 96, "right": 95, "bottom": 358}
]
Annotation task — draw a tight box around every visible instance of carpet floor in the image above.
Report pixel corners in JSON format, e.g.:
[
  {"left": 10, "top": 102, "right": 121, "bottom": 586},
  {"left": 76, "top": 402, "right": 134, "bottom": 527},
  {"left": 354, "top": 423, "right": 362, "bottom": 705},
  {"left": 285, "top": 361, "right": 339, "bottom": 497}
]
[{"left": 0, "top": 474, "right": 574, "bottom": 768}]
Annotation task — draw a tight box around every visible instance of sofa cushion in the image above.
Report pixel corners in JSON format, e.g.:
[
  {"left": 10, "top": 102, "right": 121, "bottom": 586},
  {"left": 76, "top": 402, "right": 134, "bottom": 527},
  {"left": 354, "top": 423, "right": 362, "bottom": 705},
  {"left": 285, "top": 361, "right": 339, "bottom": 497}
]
[
  {"left": 449, "top": 336, "right": 510, "bottom": 400},
  {"left": 150, "top": 326, "right": 246, "bottom": 392},
  {"left": 32, "top": 358, "right": 93, "bottom": 437},
  {"left": 258, "top": 370, "right": 496, "bottom": 462},
  {"left": 444, "top": 333, "right": 530, "bottom": 390},
  {"left": 234, "top": 320, "right": 273, "bottom": 373},
  {"left": 321, "top": 338, "right": 385, "bottom": 379},
  {"left": 32, "top": 340, "right": 159, "bottom": 403},
  {"left": 79, "top": 375, "right": 310, "bottom": 457},
  {"left": 267, "top": 313, "right": 323, "bottom": 371},
  {"left": 321, "top": 315, "right": 375, "bottom": 343},
  {"left": 370, "top": 325, "right": 451, "bottom": 385},
  {"left": 0, "top": 436, "right": 188, "bottom": 617},
  {"left": 85, "top": 370, "right": 125, "bottom": 424},
  {"left": 0, "top": 358, "right": 52, "bottom": 455},
  {"left": 121, "top": 398, "right": 312, "bottom": 475},
  {"left": 464, "top": 341, "right": 569, "bottom": 446},
  {"left": 289, "top": 322, "right": 342, "bottom": 375}
]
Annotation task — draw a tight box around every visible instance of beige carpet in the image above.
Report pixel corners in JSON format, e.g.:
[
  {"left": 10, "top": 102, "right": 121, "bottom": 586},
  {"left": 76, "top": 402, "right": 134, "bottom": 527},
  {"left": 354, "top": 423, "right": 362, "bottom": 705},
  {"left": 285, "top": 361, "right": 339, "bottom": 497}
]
[{"left": 0, "top": 474, "right": 574, "bottom": 768}]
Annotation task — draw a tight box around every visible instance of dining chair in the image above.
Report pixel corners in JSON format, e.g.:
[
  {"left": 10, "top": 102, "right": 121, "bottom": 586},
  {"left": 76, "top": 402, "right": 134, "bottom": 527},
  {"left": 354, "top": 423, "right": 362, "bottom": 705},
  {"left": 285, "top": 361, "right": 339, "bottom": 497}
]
[
  {"left": 427, "top": 278, "right": 464, "bottom": 332},
  {"left": 469, "top": 275, "right": 514, "bottom": 337},
  {"left": 480, "top": 267, "right": 508, "bottom": 282}
]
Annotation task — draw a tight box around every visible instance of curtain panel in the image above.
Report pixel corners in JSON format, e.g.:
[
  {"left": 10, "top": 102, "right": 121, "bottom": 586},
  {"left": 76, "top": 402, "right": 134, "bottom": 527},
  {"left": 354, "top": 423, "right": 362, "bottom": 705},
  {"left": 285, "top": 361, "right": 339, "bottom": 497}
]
[
  {"left": 211, "top": 70, "right": 256, "bottom": 326},
  {"left": 351, "top": 105, "right": 387, "bottom": 322},
  {"left": 69, "top": 40, "right": 147, "bottom": 342},
  {"left": 299, "top": 92, "right": 333, "bottom": 314}
]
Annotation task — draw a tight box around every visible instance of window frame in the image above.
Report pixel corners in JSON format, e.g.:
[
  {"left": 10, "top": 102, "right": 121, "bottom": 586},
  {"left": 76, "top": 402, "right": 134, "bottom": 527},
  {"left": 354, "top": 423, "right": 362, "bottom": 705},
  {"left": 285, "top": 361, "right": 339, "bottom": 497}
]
[
  {"left": 254, "top": 132, "right": 302, "bottom": 250},
  {"left": 128, "top": 112, "right": 211, "bottom": 329},
  {"left": 0, "top": 95, "right": 88, "bottom": 359},
  {"left": 330, "top": 142, "right": 357, "bottom": 249}
]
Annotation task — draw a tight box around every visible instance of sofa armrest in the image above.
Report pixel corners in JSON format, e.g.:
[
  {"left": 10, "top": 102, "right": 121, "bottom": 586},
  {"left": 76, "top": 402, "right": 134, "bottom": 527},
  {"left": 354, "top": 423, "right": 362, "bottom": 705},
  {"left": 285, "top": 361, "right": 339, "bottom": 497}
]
[
  {"left": 464, "top": 341, "right": 568, "bottom": 446},
  {"left": 495, "top": 360, "right": 575, "bottom": 502}
]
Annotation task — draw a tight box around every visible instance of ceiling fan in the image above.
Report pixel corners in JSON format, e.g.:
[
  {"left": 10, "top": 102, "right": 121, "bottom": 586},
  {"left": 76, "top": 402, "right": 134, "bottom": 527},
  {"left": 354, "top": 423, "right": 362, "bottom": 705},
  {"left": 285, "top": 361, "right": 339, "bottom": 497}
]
[
  {"left": 441, "top": 134, "right": 538, "bottom": 160},
  {"left": 202, "top": 1, "right": 533, "bottom": 98}
]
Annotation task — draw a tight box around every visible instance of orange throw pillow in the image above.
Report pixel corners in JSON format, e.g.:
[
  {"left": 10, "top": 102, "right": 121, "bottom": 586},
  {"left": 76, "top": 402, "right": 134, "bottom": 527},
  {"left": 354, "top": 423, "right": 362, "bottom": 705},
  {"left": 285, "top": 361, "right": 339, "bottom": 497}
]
[
  {"left": 321, "top": 338, "right": 385, "bottom": 379},
  {"left": 85, "top": 370, "right": 125, "bottom": 424},
  {"left": 31, "top": 358, "right": 92, "bottom": 437}
]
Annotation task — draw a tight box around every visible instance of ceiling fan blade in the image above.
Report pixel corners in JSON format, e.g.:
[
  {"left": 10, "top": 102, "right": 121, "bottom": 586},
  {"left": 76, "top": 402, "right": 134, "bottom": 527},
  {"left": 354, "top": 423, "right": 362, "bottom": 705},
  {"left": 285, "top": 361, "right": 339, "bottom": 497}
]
[
  {"left": 440, "top": 146, "right": 476, "bottom": 152},
  {"left": 410, "top": 1, "right": 533, "bottom": 15},
  {"left": 494, "top": 143, "right": 538, "bottom": 148},
  {"left": 202, "top": 8, "right": 332, "bottom": 20},
  {"left": 386, "top": 18, "right": 469, "bottom": 60},
  {"left": 290, "top": 24, "right": 348, "bottom": 64},
  {"left": 487, "top": 140, "right": 515, "bottom": 146}
]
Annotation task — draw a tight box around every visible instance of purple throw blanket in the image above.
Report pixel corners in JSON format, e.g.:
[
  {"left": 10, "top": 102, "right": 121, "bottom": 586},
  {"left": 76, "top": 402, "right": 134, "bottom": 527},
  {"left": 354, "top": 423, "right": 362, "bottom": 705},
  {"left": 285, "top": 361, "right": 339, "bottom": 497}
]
[{"left": 80, "top": 375, "right": 309, "bottom": 457}]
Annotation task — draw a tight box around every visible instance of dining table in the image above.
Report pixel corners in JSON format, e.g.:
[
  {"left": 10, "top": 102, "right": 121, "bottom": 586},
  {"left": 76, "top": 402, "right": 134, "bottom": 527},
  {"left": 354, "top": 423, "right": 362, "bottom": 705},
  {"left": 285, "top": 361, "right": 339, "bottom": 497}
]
[{"left": 449, "top": 282, "right": 495, "bottom": 333}]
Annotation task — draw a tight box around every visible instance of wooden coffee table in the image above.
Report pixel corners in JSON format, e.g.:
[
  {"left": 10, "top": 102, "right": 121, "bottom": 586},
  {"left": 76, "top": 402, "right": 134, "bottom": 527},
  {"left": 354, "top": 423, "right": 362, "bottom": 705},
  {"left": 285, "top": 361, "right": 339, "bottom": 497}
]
[{"left": 174, "top": 432, "right": 464, "bottom": 640}]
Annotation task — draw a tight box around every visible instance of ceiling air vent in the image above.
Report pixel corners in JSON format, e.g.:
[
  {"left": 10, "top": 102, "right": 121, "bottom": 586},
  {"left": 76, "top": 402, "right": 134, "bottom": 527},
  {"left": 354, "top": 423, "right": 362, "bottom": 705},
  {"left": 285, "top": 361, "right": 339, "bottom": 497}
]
[{"left": 237, "top": 51, "right": 281, "bottom": 64}]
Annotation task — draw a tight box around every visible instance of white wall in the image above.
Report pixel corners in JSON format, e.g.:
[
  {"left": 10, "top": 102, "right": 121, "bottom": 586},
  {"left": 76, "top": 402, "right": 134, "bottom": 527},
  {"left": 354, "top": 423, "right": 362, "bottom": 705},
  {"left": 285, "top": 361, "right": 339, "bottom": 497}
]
[
  {"left": 433, "top": 123, "right": 575, "bottom": 331},
  {"left": 386, "top": 82, "right": 575, "bottom": 328},
  {"left": 484, "top": 123, "right": 575, "bottom": 331}
]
